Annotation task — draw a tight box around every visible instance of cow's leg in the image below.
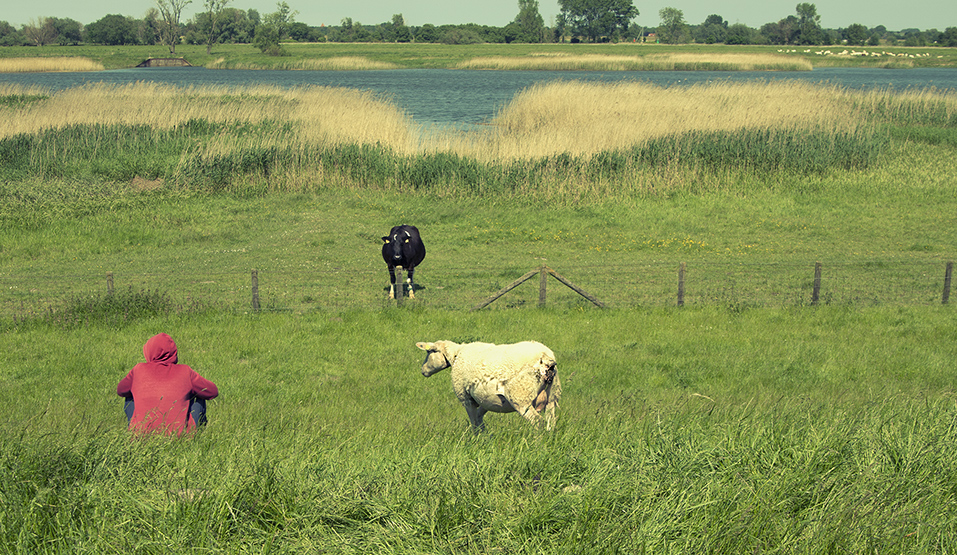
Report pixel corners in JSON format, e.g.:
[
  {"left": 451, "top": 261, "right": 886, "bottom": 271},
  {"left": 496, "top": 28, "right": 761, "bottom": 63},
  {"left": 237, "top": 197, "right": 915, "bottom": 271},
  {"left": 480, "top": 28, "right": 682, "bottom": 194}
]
[
  {"left": 407, "top": 265, "right": 415, "bottom": 299},
  {"left": 388, "top": 266, "right": 397, "bottom": 299}
]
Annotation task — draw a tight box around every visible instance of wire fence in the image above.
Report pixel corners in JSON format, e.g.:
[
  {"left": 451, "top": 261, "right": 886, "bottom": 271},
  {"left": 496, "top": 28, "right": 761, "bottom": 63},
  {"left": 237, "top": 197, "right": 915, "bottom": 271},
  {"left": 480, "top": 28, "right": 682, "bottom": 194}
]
[{"left": 2, "top": 259, "right": 953, "bottom": 320}]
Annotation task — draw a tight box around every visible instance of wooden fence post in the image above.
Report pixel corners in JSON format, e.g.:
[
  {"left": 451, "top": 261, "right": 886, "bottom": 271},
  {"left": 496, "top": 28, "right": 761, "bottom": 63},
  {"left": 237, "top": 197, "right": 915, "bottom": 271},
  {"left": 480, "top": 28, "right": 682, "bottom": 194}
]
[
  {"left": 251, "top": 269, "right": 260, "bottom": 312},
  {"left": 677, "top": 262, "right": 686, "bottom": 307},
  {"left": 811, "top": 262, "right": 822, "bottom": 305},
  {"left": 395, "top": 267, "right": 405, "bottom": 307},
  {"left": 106, "top": 272, "right": 114, "bottom": 295},
  {"left": 943, "top": 261, "right": 953, "bottom": 305},
  {"left": 539, "top": 264, "right": 547, "bottom": 307}
]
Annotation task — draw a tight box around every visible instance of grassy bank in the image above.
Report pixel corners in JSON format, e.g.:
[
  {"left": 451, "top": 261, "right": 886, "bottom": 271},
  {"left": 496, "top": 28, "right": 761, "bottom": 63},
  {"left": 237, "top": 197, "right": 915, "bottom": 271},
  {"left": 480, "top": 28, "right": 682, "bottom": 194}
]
[{"left": 1, "top": 43, "right": 955, "bottom": 71}]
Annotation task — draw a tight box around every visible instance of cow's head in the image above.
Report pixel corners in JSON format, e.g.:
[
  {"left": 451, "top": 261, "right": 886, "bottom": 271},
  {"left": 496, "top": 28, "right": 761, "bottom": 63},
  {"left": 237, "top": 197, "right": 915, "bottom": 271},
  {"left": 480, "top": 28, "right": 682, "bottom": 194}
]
[
  {"left": 382, "top": 229, "right": 411, "bottom": 263},
  {"left": 416, "top": 341, "right": 454, "bottom": 377}
]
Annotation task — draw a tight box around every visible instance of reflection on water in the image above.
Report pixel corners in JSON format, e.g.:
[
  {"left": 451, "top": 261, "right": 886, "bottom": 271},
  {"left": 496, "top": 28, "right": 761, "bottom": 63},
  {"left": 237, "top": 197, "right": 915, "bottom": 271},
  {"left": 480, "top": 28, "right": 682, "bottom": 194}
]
[{"left": 2, "top": 66, "right": 955, "bottom": 126}]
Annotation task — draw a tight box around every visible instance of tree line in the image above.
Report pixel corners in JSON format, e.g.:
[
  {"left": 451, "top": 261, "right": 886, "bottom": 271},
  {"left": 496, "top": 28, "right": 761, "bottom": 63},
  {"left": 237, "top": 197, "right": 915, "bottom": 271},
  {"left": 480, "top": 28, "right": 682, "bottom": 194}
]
[{"left": 1, "top": 0, "right": 955, "bottom": 50}]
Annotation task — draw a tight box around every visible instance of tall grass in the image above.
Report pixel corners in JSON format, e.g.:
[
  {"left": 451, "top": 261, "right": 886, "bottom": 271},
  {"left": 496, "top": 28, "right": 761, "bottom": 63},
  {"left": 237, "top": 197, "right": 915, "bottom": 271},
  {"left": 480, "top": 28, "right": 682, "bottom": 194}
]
[
  {"left": 1, "top": 307, "right": 956, "bottom": 552},
  {"left": 1, "top": 80, "right": 955, "bottom": 197},
  {"left": 207, "top": 55, "right": 401, "bottom": 70},
  {"left": 0, "top": 57, "right": 104, "bottom": 73}
]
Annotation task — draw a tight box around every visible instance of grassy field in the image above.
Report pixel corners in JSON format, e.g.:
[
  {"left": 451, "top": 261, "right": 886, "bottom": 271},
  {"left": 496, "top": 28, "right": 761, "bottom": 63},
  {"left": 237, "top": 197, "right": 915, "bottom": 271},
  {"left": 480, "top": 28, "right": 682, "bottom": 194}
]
[
  {"left": 0, "top": 53, "right": 956, "bottom": 552},
  {"left": 2, "top": 307, "right": 957, "bottom": 552},
  {"left": 0, "top": 42, "right": 956, "bottom": 71}
]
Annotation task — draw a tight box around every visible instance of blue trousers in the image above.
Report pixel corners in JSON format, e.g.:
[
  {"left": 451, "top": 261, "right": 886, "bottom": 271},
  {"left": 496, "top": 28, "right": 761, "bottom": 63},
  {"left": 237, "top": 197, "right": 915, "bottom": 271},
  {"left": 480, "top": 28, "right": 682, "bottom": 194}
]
[{"left": 123, "top": 396, "right": 208, "bottom": 426}]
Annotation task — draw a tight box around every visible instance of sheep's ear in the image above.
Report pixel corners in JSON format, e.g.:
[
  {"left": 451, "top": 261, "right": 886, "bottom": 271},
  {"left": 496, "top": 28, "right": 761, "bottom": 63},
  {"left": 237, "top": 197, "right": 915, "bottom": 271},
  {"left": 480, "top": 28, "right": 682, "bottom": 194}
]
[{"left": 416, "top": 342, "right": 434, "bottom": 351}]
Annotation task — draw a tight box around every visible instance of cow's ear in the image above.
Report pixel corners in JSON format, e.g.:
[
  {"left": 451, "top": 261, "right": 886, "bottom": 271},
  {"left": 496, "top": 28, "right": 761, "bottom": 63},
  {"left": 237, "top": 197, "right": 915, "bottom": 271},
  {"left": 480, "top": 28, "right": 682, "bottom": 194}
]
[
  {"left": 382, "top": 237, "right": 389, "bottom": 243},
  {"left": 404, "top": 238, "right": 410, "bottom": 243}
]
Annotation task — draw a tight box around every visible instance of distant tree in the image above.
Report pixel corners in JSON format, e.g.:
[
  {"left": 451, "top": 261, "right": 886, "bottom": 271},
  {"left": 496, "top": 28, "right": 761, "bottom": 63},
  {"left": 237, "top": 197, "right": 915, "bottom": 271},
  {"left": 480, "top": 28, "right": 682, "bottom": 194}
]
[
  {"left": 338, "top": 17, "right": 355, "bottom": 41},
  {"left": 49, "top": 17, "right": 83, "bottom": 45},
  {"left": 86, "top": 14, "right": 140, "bottom": 45},
  {"left": 200, "top": 0, "right": 231, "bottom": 54},
  {"left": 795, "top": 2, "right": 824, "bottom": 45},
  {"left": 762, "top": 16, "right": 798, "bottom": 45},
  {"left": 391, "top": 14, "right": 412, "bottom": 42},
  {"left": 442, "top": 27, "right": 483, "bottom": 44},
  {"left": 156, "top": 0, "right": 192, "bottom": 53},
  {"left": 844, "top": 23, "right": 868, "bottom": 46},
  {"left": 0, "top": 21, "right": 26, "bottom": 46},
  {"left": 263, "top": 1, "right": 297, "bottom": 40},
  {"left": 725, "top": 22, "right": 756, "bottom": 45},
  {"left": 657, "top": 7, "right": 687, "bottom": 44},
  {"left": 696, "top": 14, "right": 727, "bottom": 43},
  {"left": 140, "top": 9, "right": 162, "bottom": 45},
  {"left": 352, "top": 21, "right": 372, "bottom": 41},
  {"left": 415, "top": 23, "right": 440, "bottom": 43},
  {"left": 514, "top": 0, "right": 547, "bottom": 43},
  {"left": 254, "top": 23, "right": 283, "bottom": 54},
  {"left": 943, "top": 27, "right": 957, "bottom": 47},
  {"left": 23, "top": 18, "right": 57, "bottom": 46},
  {"left": 287, "top": 22, "right": 315, "bottom": 41},
  {"left": 558, "top": 0, "right": 638, "bottom": 42}
]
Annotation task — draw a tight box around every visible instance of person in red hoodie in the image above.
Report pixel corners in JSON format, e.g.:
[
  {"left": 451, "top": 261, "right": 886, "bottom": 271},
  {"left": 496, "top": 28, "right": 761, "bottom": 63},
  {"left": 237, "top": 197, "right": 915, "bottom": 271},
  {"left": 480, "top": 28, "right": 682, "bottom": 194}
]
[{"left": 117, "top": 333, "right": 219, "bottom": 435}]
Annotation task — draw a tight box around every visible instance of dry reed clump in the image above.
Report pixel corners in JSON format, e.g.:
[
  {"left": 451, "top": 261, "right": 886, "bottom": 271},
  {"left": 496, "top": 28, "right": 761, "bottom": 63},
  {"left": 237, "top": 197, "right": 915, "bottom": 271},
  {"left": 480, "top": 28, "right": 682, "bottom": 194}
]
[
  {"left": 456, "top": 52, "right": 812, "bottom": 72},
  {"left": 852, "top": 86, "right": 957, "bottom": 123},
  {"left": 642, "top": 52, "right": 813, "bottom": 71},
  {"left": 206, "top": 56, "right": 399, "bottom": 70},
  {"left": 457, "top": 79, "right": 864, "bottom": 160},
  {"left": 0, "top": 57, "right": 104, "bottom": 73},
  {"left": 0, "top": 82, "right": 419, "bottom": 153}
]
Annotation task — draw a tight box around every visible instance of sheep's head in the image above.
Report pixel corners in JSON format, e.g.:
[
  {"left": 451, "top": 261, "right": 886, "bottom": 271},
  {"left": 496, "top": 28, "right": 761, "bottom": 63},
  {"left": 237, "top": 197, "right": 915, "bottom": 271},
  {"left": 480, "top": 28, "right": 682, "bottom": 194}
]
[{"left": 416, "top": 341, "right": 454, "bottom": 377}]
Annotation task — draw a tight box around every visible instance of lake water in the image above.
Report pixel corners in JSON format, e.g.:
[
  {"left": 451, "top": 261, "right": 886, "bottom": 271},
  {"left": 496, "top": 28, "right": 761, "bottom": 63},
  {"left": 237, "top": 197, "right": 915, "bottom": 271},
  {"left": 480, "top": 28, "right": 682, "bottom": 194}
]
[{"left": 3, "top": 67, "right": 956, "bottom": 126}]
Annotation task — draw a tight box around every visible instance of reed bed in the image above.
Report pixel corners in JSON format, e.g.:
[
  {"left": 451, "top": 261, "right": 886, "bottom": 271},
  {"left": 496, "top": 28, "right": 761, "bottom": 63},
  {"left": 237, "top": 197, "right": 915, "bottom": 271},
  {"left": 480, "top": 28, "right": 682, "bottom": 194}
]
[
  {"left": 3, "top": 79, "right": 953, "bottom": 194},
  {"left": 456, "top": 52, "right": 812, "bottom": 72},
  {"left": 852, "top": 86, "right": 957, "bottom": 126},
  {"left": 462, "top": 80, "right": 867, "bottom": 160},
  {"left": 0, "top": 82, "right": 418, "bottom": 152},
  {"left": 0, "top": 57, "right": 104, "bottom": 73},
  {"left": 206, "top": 56, "right": 400, "bottom": 70}
]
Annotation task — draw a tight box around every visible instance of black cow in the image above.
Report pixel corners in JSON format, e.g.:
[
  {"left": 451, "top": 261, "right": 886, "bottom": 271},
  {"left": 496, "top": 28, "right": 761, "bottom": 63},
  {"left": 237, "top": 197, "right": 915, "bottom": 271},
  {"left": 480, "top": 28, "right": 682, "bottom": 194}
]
[{"left": 381, "top": 225, "right": 426, "bottom": 299}]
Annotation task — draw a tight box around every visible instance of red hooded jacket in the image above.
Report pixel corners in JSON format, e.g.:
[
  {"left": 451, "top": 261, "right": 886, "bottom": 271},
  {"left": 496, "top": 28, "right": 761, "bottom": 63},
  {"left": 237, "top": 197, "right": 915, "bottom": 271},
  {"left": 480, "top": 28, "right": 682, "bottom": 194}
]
[{"left": 116, "top": 333, "right": 218, "bottom": 435}]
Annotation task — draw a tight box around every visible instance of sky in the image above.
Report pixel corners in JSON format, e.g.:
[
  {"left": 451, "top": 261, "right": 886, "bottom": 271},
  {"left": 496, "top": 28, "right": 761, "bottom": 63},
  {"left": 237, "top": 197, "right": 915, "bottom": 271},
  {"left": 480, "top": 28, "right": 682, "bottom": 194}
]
[{"left": 4, "top": 0, "right": 955, "bottom": 33}]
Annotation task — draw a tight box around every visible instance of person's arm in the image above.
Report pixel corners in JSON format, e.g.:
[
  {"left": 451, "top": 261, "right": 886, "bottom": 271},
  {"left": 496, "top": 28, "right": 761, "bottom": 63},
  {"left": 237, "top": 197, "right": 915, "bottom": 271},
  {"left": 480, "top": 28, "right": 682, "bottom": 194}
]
[
  {"left": 190, "top": 372, "right": 219, "bottom": 400},
  {"left": 116, "top": 370, "right": 134, "bottom": 397}
]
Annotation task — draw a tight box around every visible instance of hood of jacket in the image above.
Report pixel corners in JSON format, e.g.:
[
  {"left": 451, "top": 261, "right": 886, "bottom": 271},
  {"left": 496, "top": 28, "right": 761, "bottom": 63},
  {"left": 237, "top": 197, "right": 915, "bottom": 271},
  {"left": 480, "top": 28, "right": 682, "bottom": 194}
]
[{"left": 143, "top": 333, "right": 178, "bottom": 364}]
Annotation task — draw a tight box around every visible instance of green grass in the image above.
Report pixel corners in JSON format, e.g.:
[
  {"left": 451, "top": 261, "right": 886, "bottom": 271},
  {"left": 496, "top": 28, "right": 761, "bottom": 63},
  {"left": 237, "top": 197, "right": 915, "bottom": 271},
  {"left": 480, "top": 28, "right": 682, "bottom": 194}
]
[
  {"left": 1, "top": 306, "right": 956, "bottom": 552},
  {"left": 0, "top": 57, "right": 956, "bottom": 552}
]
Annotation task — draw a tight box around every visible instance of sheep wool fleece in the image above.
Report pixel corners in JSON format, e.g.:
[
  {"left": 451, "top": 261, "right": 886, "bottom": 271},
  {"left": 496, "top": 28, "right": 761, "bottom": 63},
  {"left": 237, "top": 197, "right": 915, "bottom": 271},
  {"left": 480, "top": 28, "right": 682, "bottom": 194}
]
[
  {"left": 418, "top": 340, "right": 561, "bottom": 431},
  {"left": 116, "top": 333, "right": 218, "bottom": 435}
]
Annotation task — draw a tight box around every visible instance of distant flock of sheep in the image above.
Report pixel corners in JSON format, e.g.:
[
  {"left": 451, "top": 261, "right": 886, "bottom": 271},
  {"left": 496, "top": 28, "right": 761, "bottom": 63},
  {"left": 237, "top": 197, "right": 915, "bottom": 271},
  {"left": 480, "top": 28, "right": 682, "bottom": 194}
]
[{"left": 779, "top": 48, "right": 941, "bottom": 58}]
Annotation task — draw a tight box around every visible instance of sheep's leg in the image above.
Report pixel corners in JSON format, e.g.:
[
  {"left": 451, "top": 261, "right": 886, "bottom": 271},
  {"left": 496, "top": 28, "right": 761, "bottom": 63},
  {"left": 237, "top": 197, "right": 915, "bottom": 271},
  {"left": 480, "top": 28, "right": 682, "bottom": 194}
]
[
  {"left": 463, "top": 400, "right": 487, "bottom": 432},
  {"left": 542, "top": 400, "right": 558, "bottom": 431},
  {"left": 516, "top": 402, "right": 543, "bottom": 426}
]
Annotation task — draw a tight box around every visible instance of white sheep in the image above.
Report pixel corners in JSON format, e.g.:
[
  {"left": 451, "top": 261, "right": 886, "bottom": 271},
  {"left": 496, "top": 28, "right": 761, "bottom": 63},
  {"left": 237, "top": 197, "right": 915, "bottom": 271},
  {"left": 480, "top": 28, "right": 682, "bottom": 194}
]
[{"left": 416, "top": 340, "right": 561, "bottom": 432}]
